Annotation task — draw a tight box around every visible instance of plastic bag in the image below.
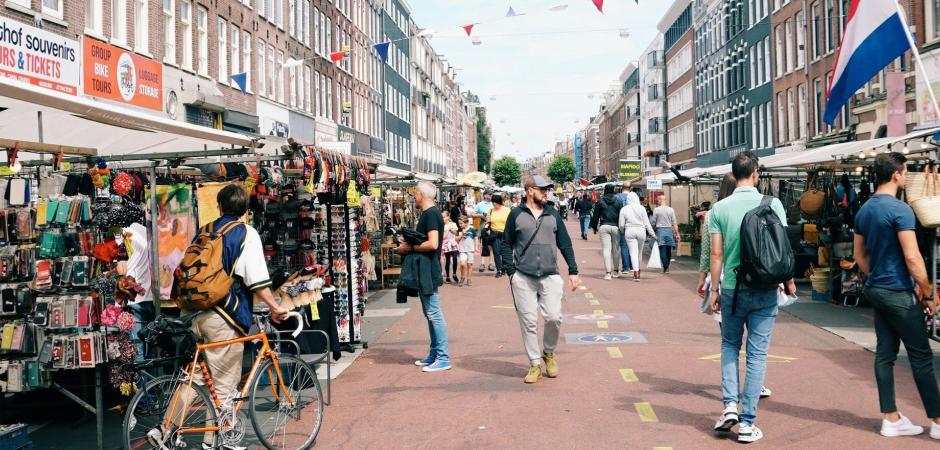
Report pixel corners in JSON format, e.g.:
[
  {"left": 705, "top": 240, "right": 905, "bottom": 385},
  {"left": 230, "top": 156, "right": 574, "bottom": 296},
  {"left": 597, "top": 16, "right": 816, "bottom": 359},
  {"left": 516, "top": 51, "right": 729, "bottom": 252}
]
[{"left": 647, "top": 242, "right": 662, "bottom": 270}]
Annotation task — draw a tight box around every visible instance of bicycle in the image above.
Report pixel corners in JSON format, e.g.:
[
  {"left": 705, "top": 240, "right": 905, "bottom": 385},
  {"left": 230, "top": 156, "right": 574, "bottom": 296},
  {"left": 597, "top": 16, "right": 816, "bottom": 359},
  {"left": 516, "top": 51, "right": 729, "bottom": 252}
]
[{"left": 122, "top": 311, "right": 324, "bottom": 450}]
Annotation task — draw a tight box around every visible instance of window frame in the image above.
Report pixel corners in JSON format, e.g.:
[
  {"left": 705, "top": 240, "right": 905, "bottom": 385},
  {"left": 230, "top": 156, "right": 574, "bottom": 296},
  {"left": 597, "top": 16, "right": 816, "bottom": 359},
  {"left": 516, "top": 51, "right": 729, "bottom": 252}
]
[{"left": 163, "top": 0, "right": 176, "bottom": 64}]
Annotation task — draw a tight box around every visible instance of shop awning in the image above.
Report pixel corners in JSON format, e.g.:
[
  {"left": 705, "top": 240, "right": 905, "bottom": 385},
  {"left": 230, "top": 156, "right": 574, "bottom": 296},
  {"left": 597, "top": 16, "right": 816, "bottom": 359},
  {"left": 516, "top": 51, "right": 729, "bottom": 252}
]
[{"left": 0, "top": 77, "right": 258, "bottom": 156}]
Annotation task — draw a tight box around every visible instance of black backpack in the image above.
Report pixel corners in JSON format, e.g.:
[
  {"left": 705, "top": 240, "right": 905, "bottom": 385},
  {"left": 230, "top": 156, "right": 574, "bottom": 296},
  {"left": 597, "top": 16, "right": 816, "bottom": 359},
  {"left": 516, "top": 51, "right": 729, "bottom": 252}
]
[{"left": 733, "top": 196, "right": 794, "bottom": 313}]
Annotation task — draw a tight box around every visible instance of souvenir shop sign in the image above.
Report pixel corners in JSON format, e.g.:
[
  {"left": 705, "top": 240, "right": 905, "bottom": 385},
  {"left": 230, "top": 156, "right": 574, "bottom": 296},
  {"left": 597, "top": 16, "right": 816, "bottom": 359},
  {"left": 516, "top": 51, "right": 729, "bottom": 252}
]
[
  {"left": 618, "top": 159, "right": 641, "bottom": 181},
  {"left": 0, "top": 17, "right": 80, "bottom": 95},
  {"left": 83, "top": 37, "right": 162, "bottom": 111}
]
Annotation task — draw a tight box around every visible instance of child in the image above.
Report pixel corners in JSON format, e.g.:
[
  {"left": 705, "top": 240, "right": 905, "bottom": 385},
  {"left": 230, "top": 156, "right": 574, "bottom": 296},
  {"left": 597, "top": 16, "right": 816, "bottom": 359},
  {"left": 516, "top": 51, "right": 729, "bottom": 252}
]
[
  {"left": 442, "top": 221, "right": 460, "bottom": 284},
  {"left": 457, "top": 218, "right": 476, "bottom": 287}
]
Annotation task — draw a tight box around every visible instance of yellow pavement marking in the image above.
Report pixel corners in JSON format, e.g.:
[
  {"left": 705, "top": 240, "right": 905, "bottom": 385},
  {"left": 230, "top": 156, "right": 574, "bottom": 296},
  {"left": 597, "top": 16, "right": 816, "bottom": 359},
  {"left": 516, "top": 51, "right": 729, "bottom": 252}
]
[
  {"left": 653, "top": 447, "right": 673, "bottom": 450},
  {"left": 589, "top": 299, "right": 600, "bottom": 306},
  {"left": 593, "top": 309, "right": 604, "bottom": 315},
  {"left": 597, "top": 320, "right": 608, "bottom": 329},
  {"left": 607, "top": 347, "right": 623, "bottom": 359},
  {"left": 578, "top": 285, "right": 587, "bottom": 290},
  {"left": 634, "top": 402, "right": 659, "bottom": 422},
  {"left": 491, "top": 305, "right": 515, "bottom": 309},
  {"left": 699, "top": 354, "right": 797, "bottom": 363},
  {"left": 584, "top": 292, "right": 595, "bottom": 299},
  {"left": 619, "top": 368, "right": 638, "bottom": 382}
]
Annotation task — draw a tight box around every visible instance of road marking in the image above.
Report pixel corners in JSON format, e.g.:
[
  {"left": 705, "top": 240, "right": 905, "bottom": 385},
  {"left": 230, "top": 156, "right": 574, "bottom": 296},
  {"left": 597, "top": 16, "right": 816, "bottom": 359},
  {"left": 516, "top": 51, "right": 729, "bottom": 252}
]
[
  {"left": 578, "top": 285, "right": 587, "bottom": 291},
  {"left": 491, "top": 305, "right": 515, "bottom": 309},
  {"left": 653, "top": 447, "right": 673, "bottom": 450},
  {"left": 619, "top": 368, "right": 638, "bottom": 382},
  {"left": 593, "top": 309, "right": 604, "bottom": 315},
  {"left": 585, "top": 293, "right": 595, "bottom": 299},
  {"left": 699, "top": 354, "right": 797, "bottom": 363},
  {"left": 589, "top": 299, "right": 600, "bottom": 306},
  {"left": 607, "top": 347, "right": 622, "bottom": 359},
  {"left": 634, "top": 402, "right": 659, "bottom": 422},
  {"left": 597, "top": 320, "right": 608, "bottom": 329}
]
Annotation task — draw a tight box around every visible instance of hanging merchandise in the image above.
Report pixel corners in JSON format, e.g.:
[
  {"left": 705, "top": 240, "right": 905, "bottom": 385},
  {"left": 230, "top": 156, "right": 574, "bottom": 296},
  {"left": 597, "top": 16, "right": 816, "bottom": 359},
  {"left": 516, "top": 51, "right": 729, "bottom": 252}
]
[
  {"left": 906, "top": 164, "right": 940, "bottom": 227},
  {"left": 195, "top": 181, "right": 234, "bottom": 227},
  {"left": 800, "top": 171, "right": 828, "bottom": 220},
  {"left": 147, "top": 184, "right": 196, "bottom": 301}
]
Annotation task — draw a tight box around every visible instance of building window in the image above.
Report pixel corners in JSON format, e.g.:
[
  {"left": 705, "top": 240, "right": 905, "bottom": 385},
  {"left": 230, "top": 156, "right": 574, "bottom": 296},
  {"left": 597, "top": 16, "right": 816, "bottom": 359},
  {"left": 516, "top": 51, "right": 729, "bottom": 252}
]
[
  {"left": 276, "top": 50, "right": 284, "bottom": 103},
  {"left": 315, "top": 71, "right": 322, "bottom": 116},
  {"left": 134, "top": 0, "right": 148, "bottom": 52},
  {"left": 798, "top": 83, "right": 808, "bottom": 139},
  {"left": 164, "top": 0, "right": 176, "bottom": 64},
  {"left": 257, "top": 39, "right": 266, "bottom": 95},
  {"left": 86, "top": 0, "right": 104, "bottom": 35},
  {"left": 774, "top": 25, "right": 784, "bottom": 78},
  {"left": 267, "top": 45, "right": 275, "bottom": 98},
  {"left": 929, "top": 0, "right": 940, "bottom": 42},
  {"left": 243, "top": 31, "right": 252, "bottom": 91},
  {"left": 180, "top": 1, "right": 192, "bottom": 69},
  {"left": 197, "top": 6, "right": 208, "bottom": 75},
  {"left": 217, "top": 18, "right": 228, "bottom": 82},
  {"left": 785, "top": 19, "right": 794, "bottom": 74},
  {"left": 42, "top": 0, "right": 64, "bottom": 20},
  {"left": 258, "top": 0, "right": 266, "bottom": 17},
  {"left": 304, "top": 65, "right": 312, "bottom": 112},
  {"left": 304, "top": 1, "right": 311, "bottom": 46},
  {"left": 289, "top": 66, "right": 297, "bottom": 108},
  {"left": 231, "top": 25, "right": 240, "bottom": 83},
  {"left": 826, "top": 0, "right": 838, "bottom": 51},
  {"left": 812, "top": 2, "right": 821, "bottom": 59},
  {"left": 787, "top": 89, "right": 796, "bottom": 141},
  {"left": 796, "top": 11, "right": 806, "bottom": 69},
  {"left": 289, "top": 0, "right": 296, "bottom": 36},
  {"left": 814, "top": 78, "right": 824, "bottom": 135},
  {"left": 111, "top": 0, "right": 127, "bottom": 44},
  {"left": 777, "top": 92, "right": 786, "bottom": 143},
  {"left": 763, "top": 36, "right": 771, "bottom": 84}
]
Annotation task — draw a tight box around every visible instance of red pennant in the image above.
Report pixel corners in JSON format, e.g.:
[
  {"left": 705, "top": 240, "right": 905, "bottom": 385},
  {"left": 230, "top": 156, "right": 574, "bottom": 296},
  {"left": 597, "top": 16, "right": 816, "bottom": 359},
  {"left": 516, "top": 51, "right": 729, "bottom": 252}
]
[
  {"left": 592, "top": 0, "right": 603, "bottom": 13},
  {"left": 462, "top": 24, "right": 475, "bottom": 36},
  {"left": 330, "top": 51, "right": 347, "bottom": 63}
]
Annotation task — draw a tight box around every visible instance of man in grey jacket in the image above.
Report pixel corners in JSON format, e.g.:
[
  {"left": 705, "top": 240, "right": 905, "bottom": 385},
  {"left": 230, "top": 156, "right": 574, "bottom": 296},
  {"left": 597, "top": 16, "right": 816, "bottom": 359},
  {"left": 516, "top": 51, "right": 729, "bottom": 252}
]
[{"left": 501, "top": 175, "right": 581, "bottom": 384}]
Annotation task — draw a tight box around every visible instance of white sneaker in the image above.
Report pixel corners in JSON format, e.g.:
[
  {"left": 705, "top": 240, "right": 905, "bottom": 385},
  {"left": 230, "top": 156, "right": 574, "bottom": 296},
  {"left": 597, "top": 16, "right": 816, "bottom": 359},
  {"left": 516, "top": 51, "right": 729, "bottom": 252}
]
[
  {"left": 760, "top": 386, "right": 772, "bottom": 398},
  {"left": 612, "top": 271, "right": 621, "bottom": 278},
  {"left": 931, "top": 422, "right": 940, "bottom": 439},
  {"left": 737, "top": 424, "right": 763, "bottom": 443},
  {"left": 604, "top": 273, "right": 612, "bottom": 280},
  {"left": 880, "top": 415, "right": 924, "bottom": 437},
  {"left": 714, "top": 403, "right": 739, "bottom": 432}
]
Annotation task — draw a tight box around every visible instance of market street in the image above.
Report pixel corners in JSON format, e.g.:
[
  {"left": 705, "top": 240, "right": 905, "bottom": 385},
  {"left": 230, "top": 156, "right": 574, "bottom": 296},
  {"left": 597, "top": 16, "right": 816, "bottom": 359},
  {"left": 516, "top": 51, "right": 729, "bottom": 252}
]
[{"left": 314, "top": 218, "right": 939, "bottom": 449}]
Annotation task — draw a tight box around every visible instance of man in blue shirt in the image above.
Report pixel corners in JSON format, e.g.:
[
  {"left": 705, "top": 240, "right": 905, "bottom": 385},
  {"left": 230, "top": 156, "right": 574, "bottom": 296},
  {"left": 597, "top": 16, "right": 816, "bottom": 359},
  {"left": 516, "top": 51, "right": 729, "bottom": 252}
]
[{"left": 854, "top": 152, "right": 940, "bottom": 440}]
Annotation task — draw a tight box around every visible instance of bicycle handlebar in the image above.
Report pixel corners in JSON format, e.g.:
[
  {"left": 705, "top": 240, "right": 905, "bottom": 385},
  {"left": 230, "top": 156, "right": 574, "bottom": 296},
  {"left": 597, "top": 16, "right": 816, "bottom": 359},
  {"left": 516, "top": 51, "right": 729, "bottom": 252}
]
[{"left": 286, "top": 311, "right": 303, "bottom": 338}]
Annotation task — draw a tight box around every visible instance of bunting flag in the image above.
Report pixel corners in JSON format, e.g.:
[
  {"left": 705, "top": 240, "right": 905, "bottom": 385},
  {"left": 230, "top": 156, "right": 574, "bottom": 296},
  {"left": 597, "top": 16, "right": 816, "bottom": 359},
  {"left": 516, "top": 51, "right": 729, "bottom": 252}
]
[
  {"left": 373, "top": 42, "right": 390, "bottom": 63},
  {"left": 330, "top": 51, "right": 348, "bottom": 63},
  {"left": 506, "top": 6, "right": 518, "bottom": 17},
  {"left": 230, "top": 73, "right": 247, "bottom": 93},
  {"left": 592, "top": 0, "right": 603, "bottom": 13},
  {"left": 549, "top": 5, "right": 569, "bottom": 11},
  {"left": 462, "top": 23, "right": 475, "bottom": 36}
]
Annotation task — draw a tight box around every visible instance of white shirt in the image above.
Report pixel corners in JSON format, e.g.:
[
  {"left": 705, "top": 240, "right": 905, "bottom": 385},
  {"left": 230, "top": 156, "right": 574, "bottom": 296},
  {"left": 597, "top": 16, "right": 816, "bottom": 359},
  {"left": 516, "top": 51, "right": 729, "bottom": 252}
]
[
  {"left": 123, "top": 223, "right": 152, "bottom": 303},
  {"left": 233, "top": 224, "right": 271, "bottom": 291}
]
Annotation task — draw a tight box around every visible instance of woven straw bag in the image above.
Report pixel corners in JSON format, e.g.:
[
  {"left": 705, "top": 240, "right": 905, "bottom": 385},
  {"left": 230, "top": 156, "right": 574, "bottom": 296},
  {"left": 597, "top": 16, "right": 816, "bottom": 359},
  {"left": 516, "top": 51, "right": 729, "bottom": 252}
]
[{"left": 908, "top": 165, "right": 940, "bottom": 227}]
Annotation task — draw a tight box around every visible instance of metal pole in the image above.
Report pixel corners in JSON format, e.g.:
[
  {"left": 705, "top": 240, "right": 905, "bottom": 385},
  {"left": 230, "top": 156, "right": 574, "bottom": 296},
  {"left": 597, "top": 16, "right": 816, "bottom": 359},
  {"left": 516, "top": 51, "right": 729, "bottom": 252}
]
[
  {"left": 149, "top": 162, "right": 163, "bottom": 319},
  {"left": 95, "top": 365, "right": 104, "bottom": 450}
]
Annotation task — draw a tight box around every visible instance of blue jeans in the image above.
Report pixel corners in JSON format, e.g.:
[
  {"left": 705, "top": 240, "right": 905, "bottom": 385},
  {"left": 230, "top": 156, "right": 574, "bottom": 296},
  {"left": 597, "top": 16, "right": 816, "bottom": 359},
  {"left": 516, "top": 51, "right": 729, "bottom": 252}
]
[
  {"left": 579, "top": 215, "right": 591, "bottom": 236},
  {"left": 619, "top": 234, "right": 631, "bottom": 272},
  {"left": 420, "top": 289, "right": 450, "bottom": 362},
  {"left": 720, "top": 288, "right": 778, "bottom": 426}
]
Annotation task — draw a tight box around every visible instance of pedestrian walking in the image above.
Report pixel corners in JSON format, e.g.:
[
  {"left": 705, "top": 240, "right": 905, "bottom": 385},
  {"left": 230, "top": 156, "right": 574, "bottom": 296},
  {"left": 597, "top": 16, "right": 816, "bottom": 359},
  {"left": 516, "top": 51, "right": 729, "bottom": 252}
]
[
  {"left": 854, "top": 152, "right": 940, "bottom": 439},
  {"left": 651, "top": 196, "right": 680, "bottom": 274},
  {"left": 615, "top": 182, "right": 632, "bottom": 272},
  {"left": 708, "top": 152, "right": 795, "bottom": 443},
  {"left": 488, "top": 193, "right": 511, "bottom": 278},
  {"left": 473, "top": 189, "right": 495, "bottom": 272},
  {"left": 574, "top": 194, "right": 594, "bottom": 240},
  {"left": 448, "top": 198, "right": 463, "bottom": 223},
  {"left": 500, "top": 175, "right": 580, "bottom": 384},
  {"left": 590, "top": 184, "right": 623, "bottom": 280},
  {"left": 397, "top": 181, "right": 451, "bottom": 372},
  {"left": 618, "top": 191, "right": 654, "bottom": 282},
  {"left": 442, "top": 221, "right": 460, "bottom": 284},
  {"left": 457, "top": 218, "right": 476, "bottom": 287}
]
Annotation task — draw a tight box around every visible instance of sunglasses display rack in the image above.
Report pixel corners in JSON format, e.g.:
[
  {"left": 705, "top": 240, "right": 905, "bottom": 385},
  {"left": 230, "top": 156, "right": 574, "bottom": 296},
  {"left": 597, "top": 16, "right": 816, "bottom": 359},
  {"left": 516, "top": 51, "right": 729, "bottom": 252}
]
[{"left": 327, "top": 204, "right": 365, "bottom": 348}]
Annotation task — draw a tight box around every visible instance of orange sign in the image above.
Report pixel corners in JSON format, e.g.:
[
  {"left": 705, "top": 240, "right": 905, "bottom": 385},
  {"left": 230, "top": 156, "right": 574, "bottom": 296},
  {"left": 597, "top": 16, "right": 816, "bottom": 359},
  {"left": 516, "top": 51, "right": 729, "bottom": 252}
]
[{"left": 83, "top": 37, "right": 162, "bottom": 111}]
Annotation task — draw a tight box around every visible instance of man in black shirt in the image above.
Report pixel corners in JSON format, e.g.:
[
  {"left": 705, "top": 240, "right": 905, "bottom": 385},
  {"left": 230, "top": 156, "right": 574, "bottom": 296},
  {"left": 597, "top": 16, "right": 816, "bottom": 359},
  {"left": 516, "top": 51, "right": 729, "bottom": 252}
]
[{"left": 396, "top": 181, "right": 451, "bottom": 372}]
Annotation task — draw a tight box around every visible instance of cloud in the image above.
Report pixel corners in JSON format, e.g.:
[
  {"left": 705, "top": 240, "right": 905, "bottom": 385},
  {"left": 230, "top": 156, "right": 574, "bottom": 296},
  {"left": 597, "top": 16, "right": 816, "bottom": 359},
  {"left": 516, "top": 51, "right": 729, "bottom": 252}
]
[{"left": 409, "top": 0, "right": 669, "bottom": 159}]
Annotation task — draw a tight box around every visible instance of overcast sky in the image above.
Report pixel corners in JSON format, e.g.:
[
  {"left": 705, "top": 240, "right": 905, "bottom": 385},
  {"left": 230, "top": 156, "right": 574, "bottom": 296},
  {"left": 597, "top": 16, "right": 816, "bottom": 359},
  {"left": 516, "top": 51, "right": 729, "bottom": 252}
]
[{"left": 408, "top": 0, "right": 668, "bottom": 160}]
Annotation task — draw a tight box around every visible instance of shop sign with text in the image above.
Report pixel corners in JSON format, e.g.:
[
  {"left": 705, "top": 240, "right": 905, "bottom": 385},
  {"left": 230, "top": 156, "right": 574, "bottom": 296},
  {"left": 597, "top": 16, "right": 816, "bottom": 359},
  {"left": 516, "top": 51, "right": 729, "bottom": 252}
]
[
  {"left": 83, "top": 37, "right": 162, "bottom": 110},
  {"left": 0, "top": 18, "right": 80, "bottom": 95},
  {"left": 618, "top": 159, "right": 641, "bottom": 180}
]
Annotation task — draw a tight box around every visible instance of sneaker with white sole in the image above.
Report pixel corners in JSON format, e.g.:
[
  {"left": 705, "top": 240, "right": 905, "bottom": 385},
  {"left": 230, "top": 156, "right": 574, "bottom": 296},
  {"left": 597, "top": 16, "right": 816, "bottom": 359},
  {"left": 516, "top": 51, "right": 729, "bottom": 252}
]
[
  {"left": 737, "top": 424, "right": 763, "bottom": 443},
  {"left": 422, "top": 360, "right": 452, "bottom": 372},
  {"left": 931, "top": 422, "right": 940, "bottom": 439},
  {"left": 760, "top": 386, "right": 772, "bottom": 398},
  {"left": 880, "top": 415, "right": 924, "bottom": 437},
  {"left": 714, "top": 403, "right": 739, "bottom": 432},
  {"left": 612, "top": 271, "right": 621, "bottom": 278},
  {"left": 414, "top": 355, "right": 434, "bottom": 366},
  {"left": 604, "top": 273, "right": 612, "bottom": 280}
]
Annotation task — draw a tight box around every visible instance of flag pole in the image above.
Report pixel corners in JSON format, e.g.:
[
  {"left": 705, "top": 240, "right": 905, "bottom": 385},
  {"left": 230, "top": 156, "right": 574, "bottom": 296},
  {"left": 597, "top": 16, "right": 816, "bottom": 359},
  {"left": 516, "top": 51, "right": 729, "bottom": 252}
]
[{"left": 896, "top": 1, "right": 940, "bottom": 124}]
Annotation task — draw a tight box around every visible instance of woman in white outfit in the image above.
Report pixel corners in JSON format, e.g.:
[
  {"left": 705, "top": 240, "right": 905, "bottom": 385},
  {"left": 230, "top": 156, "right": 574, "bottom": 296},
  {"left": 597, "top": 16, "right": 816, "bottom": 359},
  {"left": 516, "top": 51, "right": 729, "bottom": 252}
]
[{"left": 619, "top": 191, "right": 656, "bottom": 282}]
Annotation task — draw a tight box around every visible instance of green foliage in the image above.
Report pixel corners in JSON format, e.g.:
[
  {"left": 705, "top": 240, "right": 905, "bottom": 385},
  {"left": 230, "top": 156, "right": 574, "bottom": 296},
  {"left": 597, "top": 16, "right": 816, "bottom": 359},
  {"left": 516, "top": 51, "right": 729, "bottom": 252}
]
[
  {"left": 476, "top": 110, "right": 492, "bottom": 173},
  {"left": 491, "top": 156, "right": 522, "bottom": 187},
  {"left": 547, "top": 156, "right": 576, "bottom": 184}
]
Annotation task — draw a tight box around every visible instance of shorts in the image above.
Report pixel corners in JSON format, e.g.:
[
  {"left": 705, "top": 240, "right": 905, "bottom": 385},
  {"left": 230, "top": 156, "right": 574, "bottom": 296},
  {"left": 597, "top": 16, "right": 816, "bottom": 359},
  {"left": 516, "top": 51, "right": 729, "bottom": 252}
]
[{"left": 459, "top": 251, "right": 475, "bottom": 263}]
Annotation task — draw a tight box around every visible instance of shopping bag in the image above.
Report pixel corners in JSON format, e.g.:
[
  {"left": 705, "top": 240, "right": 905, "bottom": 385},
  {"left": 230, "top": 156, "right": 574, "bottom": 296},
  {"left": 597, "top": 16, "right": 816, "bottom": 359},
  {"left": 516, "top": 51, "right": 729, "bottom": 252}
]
[{"left": 647, "top": 242, "right": 662, "bottom": 270}]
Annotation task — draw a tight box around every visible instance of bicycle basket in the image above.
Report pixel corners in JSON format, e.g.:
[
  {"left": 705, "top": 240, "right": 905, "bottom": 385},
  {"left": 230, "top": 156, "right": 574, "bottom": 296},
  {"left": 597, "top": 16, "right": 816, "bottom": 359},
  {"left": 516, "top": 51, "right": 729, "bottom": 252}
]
[{"left": 138, "top": 315, "right": 198, "bottom": 358}]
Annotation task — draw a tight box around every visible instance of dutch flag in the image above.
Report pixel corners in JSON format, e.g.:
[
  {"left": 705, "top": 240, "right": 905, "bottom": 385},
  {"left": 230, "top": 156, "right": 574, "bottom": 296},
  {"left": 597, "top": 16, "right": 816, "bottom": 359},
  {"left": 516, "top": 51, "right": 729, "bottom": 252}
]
[{"left": 824, "top": 0, "right": 912, "bottom": 125}]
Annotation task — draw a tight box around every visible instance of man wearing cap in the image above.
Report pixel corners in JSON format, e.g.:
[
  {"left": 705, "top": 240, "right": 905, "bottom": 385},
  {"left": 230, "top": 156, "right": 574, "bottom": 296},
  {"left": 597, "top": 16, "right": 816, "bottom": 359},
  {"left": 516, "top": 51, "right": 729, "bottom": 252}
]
[
  {"left": 501, "top": 175, "right": 580, "bottom": 384},
  {"left": 473, "top": 189, "right": 496, "bottom": 272}
]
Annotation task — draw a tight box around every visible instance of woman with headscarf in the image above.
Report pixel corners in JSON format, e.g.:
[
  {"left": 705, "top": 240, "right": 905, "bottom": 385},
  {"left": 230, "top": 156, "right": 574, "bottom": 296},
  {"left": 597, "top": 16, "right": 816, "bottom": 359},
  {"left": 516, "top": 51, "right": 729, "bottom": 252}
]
[{"left": 619, "top": 191, "right": 655, "bottom": 282}]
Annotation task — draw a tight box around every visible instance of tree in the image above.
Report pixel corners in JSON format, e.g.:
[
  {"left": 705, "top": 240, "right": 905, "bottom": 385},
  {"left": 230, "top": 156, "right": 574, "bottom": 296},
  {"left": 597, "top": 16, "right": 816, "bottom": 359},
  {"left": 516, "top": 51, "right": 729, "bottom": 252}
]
[
  {"left": 547, "top": 156, "right": 576, "bottom": 185},
  {"left": 491, "top": 156, "right": 522, "bottom": 187}
]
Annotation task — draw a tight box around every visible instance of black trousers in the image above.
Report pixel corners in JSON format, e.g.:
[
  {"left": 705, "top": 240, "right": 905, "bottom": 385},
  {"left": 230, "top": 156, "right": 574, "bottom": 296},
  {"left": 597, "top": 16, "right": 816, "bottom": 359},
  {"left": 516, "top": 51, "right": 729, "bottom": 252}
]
[
  {"left": 866, "top": 286, "right": 940, "bottom": 417},
  {"left": 444, "top": 251, "right": 459, "bottom": 278}
]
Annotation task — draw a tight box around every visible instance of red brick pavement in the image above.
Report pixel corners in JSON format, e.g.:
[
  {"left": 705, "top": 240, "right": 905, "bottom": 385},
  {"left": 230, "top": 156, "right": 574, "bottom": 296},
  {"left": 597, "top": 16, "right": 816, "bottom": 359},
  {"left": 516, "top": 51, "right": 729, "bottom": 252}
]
[{"left": 313, "top": 220, "right": 937, "bottom": 449}]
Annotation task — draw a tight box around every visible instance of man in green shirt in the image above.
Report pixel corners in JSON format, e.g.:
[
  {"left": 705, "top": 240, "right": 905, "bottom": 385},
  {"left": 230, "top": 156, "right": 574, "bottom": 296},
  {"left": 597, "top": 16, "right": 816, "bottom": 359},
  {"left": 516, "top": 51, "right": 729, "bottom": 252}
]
[{"left": 707, "top": 152, "right": 795, "bottom": 444}]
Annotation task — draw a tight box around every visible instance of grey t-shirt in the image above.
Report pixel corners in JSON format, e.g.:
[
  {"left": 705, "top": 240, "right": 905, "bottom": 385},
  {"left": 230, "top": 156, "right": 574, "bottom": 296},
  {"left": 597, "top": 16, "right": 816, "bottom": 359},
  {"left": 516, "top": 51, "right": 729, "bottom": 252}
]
[{"left": 651, "top": 206, "right": 677, "bottom": 228}]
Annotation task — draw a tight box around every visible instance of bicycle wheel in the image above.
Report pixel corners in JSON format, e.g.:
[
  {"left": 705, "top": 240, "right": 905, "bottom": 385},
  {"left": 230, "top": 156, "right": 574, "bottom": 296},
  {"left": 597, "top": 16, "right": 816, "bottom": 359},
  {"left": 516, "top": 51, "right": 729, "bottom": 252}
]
[
  {"left": 123, "top": 374, "right": 220, "bottom": 450},
  {"left": 248, "top": 354, "right": 323, "bottom": 450}
]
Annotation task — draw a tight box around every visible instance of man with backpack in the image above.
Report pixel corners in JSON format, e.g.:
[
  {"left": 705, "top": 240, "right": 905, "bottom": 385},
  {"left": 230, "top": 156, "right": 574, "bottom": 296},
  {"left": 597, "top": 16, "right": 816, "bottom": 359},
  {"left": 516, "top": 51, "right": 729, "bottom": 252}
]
[
  {"left": 854, "top": 152, "right": 940, "bottom": 439},
  {"left": 501, "top": 176, "right": 580, "bottom": 384},
  {"left": 708, "top": 152, "right": 795, "bottom": 443}
]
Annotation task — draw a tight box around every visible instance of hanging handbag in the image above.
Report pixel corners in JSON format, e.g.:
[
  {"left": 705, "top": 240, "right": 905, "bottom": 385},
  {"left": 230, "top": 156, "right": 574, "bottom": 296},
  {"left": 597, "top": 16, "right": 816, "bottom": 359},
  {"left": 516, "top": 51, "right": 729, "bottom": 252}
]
[
  {"left": 907, "top": 165, "right": 940, "bottom": 227},
  {"left": 800, "top": 172, "right": 827, "bottom": 219}
]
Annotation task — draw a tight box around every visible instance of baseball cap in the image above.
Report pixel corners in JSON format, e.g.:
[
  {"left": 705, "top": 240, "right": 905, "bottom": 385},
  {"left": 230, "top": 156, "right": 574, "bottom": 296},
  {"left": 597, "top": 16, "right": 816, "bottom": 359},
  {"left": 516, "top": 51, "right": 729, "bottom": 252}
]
[{"left": 524, "top": 175, "right": 555, "bottom": 190}]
